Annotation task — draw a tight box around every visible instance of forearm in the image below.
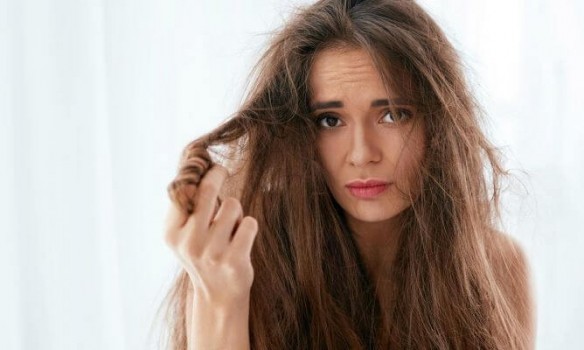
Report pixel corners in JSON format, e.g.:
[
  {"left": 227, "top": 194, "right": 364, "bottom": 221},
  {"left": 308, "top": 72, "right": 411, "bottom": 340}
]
[{"left": 188, "top": 294, "right": 251, "bottom": 350}]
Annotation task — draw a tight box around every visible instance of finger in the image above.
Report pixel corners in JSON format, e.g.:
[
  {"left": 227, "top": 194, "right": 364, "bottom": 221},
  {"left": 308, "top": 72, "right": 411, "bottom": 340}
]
[
  {"left": 207, "top": 197, "right": 244, "bottom": 255},
  {"left": 165, "top": 181, "right": 198, "bottom": 232},
  {"left": 194, "top": 164, "right": 229, "bottom": 229},
  {"left": 227, "top": 216, "right": 258, "bottom": 260},
  {"left": 164, "top": 200, "right": 188, "bottom": 247},
  {"left": 181, "top": 195, "right": 221, "bottom": 239}
]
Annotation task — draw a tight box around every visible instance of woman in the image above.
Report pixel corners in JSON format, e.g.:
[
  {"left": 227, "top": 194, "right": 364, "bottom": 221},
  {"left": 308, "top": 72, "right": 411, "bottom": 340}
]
[{"left": 160, "top": 0, "right": 535, "bottom": 349}]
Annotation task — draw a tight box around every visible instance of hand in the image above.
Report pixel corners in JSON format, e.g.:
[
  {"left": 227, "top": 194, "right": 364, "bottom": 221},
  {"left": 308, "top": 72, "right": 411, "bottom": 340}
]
[{"left": 164, "top": 164, "right": 258, "bottom": 307}]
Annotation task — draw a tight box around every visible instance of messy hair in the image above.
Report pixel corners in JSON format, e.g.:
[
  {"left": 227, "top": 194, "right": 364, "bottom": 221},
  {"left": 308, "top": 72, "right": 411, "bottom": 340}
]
[{"left": 155, "top": 0, "right": 530, "bottom": 348}]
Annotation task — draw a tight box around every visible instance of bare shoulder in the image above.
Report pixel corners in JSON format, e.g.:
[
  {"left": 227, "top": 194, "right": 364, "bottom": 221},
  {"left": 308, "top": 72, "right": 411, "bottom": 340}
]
[
  {"left": 490, "top": 231, "right": 530, "bottom": 278},
  {"left": 489, "top": 230, "right": 536, "bottom": 348}
]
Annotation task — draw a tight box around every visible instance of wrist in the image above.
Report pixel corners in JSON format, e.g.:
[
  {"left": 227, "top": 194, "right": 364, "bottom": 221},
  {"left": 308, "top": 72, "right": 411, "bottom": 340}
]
[
  {"left": 191, "top": 292, "right": 251, "bottom": 336},
  {"left": 193, "top": 293, "right": 250, "bottom": 318},
  {"left": 192, "top": 286, "right": 251, "bottom": 311}
]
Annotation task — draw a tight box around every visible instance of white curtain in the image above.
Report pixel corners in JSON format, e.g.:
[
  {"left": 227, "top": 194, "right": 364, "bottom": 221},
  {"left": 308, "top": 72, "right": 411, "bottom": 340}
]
[{"left": 0, "top": 0, "right": 581, "bottom": 349}]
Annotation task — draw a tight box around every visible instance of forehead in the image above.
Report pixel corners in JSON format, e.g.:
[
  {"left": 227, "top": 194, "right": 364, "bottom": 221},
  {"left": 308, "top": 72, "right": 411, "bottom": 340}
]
[{"left": 308, "top": 46, "right": 414, "bottom": 101}]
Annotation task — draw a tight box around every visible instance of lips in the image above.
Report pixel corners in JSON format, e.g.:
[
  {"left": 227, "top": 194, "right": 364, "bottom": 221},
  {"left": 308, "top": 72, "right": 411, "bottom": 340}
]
[
  {"left": 345, "top": 178, "right": 392, "bottom": 199},
  {"left": 345, "top": 179, "right": 390, "bottom": 188}
]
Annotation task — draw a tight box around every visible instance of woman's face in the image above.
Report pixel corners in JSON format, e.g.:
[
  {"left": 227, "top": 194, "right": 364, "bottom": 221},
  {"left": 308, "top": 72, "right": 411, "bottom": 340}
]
[{"left": 308, "top": 47, "right": 425, "bottom": 227}]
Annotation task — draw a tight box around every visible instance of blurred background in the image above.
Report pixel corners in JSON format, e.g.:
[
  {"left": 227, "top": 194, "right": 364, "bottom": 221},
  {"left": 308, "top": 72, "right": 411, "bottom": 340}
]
[{"left": 0, "top": 0, "right": 582, "bottom": 349}]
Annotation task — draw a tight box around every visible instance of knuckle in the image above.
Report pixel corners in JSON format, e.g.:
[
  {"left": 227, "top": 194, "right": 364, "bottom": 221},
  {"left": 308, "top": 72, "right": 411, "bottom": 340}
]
[
  {"left": 214, "top": 164, "right": 229, "bottom": 177},
  {"left": 206, "top": 253, "right": 223, "bottom": 266},
  {"left": 197, "top": 182, "right": 218, "bottom": 199},
  {"left": 225, "top": 256, "right": 252, "bottom": 275},
  {"left": 222, "top": 259, "right": 242, "bottom": 274},
  {"left": 222, "top": 197, "right": 242, "bottom": 213},
  {"left": 225, "top": 243, "right": 251, "bottom": 265},
  {"left": 241, "top": 216, "right": 258, "bottom": 231},
  {"left": 197, "top": 251, "right": 224, "bottom": 269}
]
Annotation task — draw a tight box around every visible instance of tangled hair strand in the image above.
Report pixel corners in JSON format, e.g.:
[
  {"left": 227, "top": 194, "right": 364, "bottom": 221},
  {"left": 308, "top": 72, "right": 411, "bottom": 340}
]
[{"left": 154, "top": 1, "right": 532, "bottom": 349}]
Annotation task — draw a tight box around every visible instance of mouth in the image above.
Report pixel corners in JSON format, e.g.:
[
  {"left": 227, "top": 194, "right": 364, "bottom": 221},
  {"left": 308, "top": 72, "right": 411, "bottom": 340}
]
[{"left": 345, "top": 183, "right": 391, "bottom": 199}]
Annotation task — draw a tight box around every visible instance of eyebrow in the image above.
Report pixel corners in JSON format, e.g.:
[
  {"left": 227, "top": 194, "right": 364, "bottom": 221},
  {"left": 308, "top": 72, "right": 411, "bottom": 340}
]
[{"left": 309, "top": 98, "right": 415, "bottom": 112}]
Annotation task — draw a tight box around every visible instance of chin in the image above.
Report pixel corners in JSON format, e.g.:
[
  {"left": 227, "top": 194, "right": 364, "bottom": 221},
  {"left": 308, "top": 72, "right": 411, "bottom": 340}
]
[{"left": 343, "top": 200, "right": 409, "bottom": 224}]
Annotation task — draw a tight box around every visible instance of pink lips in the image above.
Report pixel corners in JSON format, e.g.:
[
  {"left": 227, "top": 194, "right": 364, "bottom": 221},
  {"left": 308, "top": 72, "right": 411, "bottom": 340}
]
[{"left": 345, "top": 179, "right": 391, "bottom": 199}]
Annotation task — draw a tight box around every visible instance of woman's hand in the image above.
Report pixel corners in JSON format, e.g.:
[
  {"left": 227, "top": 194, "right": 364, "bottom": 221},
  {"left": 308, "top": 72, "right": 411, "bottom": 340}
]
[{"left": 164, "top": 164, "right": 258, "bottom": 307}]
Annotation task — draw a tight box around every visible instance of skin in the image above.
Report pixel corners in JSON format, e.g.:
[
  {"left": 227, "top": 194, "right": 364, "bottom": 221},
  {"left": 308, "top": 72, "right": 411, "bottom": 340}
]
[
  {"left": 308, "top": 46, "right": 426, "bottom": 282},
  {"left": 308, "top": 46, "right": 536, "bottom": 344},
  {"left": 492, "top": 233, "right": 537, "bottom": 349},
  {"left": 163, "top": 46, "right": 534, "bottom": 349},
  {"left": 165, "top": 165, "right": 257, "bottom": 349}
]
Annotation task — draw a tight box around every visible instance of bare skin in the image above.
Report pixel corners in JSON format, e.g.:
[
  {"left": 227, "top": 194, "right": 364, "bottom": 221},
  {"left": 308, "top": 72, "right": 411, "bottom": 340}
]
[
  {"left": 164, "top": 164, "right": 258, "bottom": 350},
  {"left": 308, "top": 46, "right": 425, "bottom": 283},
  {"left": 491, "top": 232, "right": 537, "bottom": 349},
  {"left": 308, "top": 46, "right": 535, "bottom": 345},
  {"left": 163, "top": 45, "right": 534, "bottom": 349}
]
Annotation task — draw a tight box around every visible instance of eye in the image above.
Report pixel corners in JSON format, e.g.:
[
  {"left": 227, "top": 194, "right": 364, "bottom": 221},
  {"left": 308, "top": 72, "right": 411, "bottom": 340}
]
[
  {"left": 380, "top": 108, "right": 414, "bottom": 124},
  {"left": 315, "top": 114, "right": 343, "bottom": 129}
]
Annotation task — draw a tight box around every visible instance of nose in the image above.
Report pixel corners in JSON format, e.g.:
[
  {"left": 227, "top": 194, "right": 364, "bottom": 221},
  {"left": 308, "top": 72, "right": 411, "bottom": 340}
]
[{"left": 347, "top": 124, "right": 382, "bottom": 167}]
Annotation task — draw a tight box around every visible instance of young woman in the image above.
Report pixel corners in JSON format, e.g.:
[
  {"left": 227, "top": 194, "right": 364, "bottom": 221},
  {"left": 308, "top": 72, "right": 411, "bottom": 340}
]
[{"left": 161, "top": 0, "right": 535, "bottom": 349}]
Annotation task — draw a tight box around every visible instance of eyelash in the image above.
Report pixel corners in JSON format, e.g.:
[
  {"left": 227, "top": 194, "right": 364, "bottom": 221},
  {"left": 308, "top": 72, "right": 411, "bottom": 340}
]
[{"left": 314, "top": 108, "right": 414, "bottom": 129}]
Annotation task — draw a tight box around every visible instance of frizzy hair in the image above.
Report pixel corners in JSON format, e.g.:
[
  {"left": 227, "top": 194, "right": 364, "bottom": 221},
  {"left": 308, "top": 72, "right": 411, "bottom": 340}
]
[{"left": 153, "top": 0, "right": 531, "bottom": 349}]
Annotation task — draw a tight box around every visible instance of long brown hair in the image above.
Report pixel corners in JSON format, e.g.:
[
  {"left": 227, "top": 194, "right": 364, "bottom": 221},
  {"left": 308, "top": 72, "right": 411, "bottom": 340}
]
[{"left": 154, "top": 0, "right": 530, "bottom": 348}]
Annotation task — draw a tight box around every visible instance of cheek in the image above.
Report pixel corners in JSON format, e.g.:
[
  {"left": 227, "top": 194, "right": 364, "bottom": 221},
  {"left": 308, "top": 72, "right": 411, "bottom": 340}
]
[
  {"left": 317, "top": 138, "right": 345, "bottom": 197},
  {"left": 317, "top": 137, "right": 338, "bottom": 173},
  {"left": 394, "top": 126, "right": 426, "bottom": 190}
]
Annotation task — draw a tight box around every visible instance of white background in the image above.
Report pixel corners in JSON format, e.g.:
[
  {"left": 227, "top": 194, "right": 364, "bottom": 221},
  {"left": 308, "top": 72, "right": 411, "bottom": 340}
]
[{"left": 0, "top": 0, "right": 582, "bottom": 349}]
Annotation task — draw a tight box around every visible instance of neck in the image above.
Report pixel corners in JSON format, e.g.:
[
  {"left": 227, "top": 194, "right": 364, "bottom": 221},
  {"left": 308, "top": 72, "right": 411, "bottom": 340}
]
[{"left": 346, "top": 212, "right": 404, "bottom": 283}]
